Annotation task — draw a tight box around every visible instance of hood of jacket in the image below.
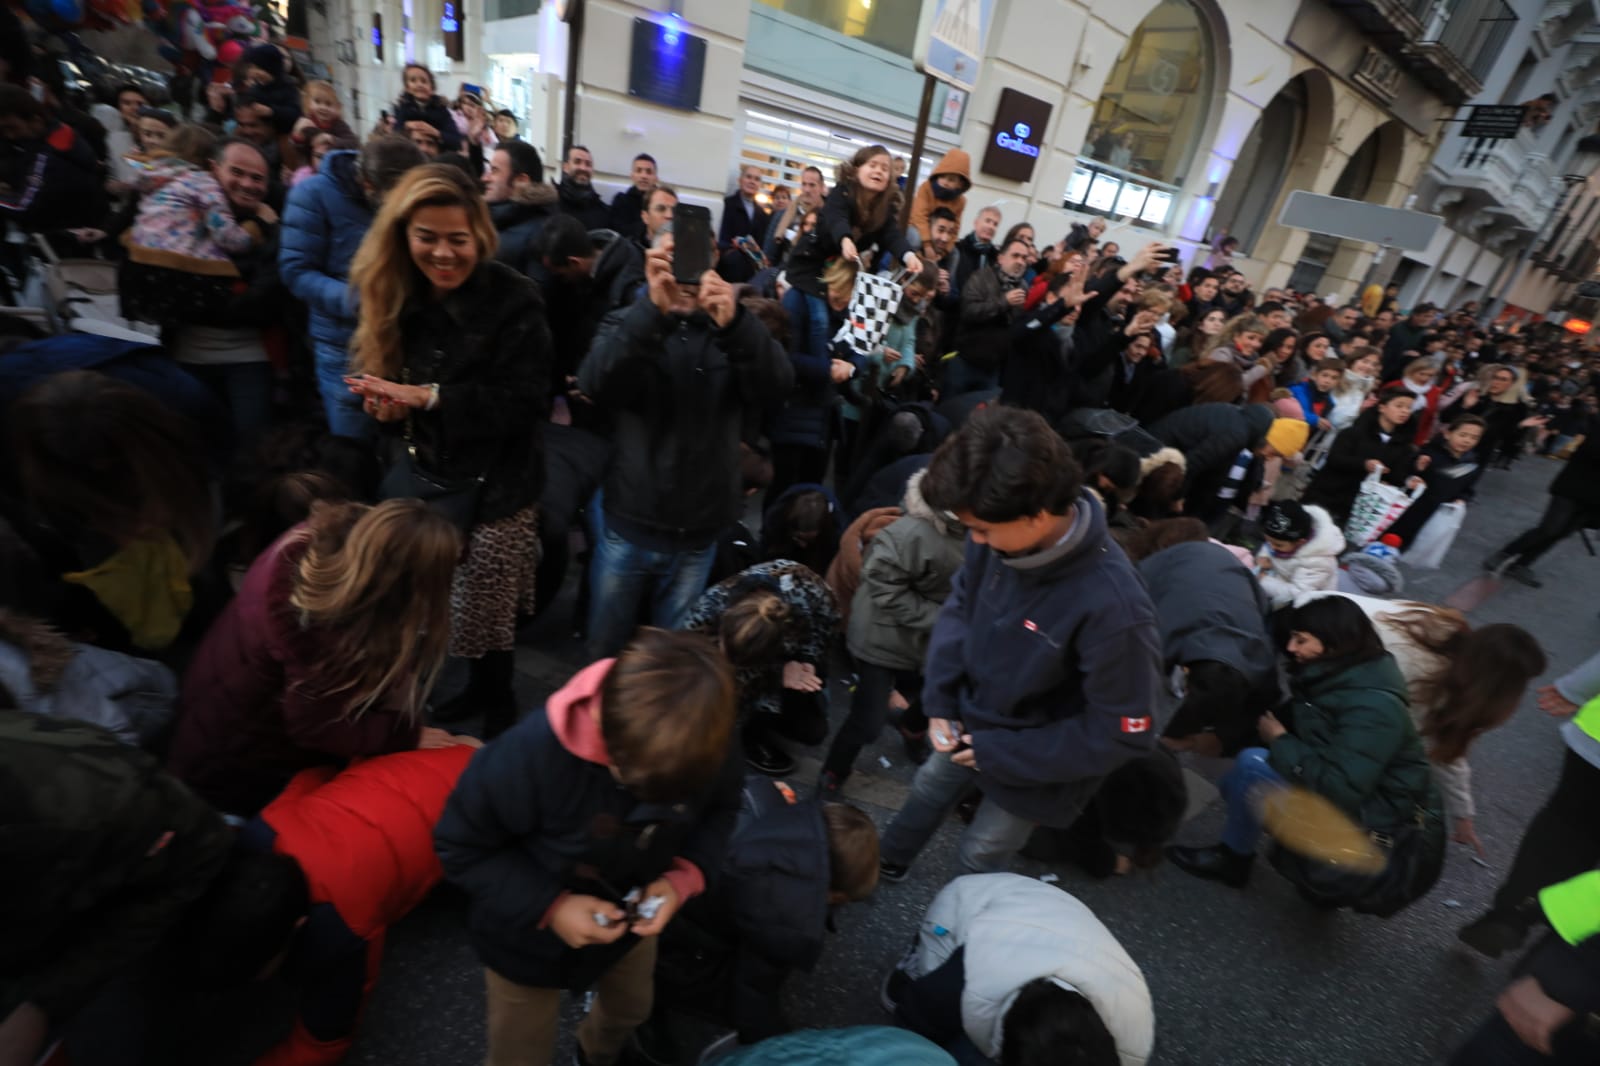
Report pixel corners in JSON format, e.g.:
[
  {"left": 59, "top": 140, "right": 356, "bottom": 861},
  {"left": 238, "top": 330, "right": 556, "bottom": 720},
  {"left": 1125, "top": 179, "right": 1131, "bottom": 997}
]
[
  {"left": 1242, "top": 402, "right": 1275, "bottom": 445},
  {"left": 1297, "top": 504, "right": 1347, "bottom": 559},
  {"left": 930, "top": 148, "right": 972, "bottom": 190},
  {"left": 511, "top": 180, "right": 559, "bottom": 209},
  {"left": 322, "top": 149, "right": 364, "bottom": 201},
  {"left": 546, "top": 658, "right": 614, "bottom": 766},
  {"left": 899, "top": 468, "right": 959, "bottom": 537}
]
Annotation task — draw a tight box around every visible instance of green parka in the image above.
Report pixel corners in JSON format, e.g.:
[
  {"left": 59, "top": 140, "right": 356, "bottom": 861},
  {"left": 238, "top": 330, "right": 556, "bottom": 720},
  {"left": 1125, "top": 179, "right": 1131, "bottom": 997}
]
[{"left": 1267, "top": 652, "right": 1440, "bottom": 830}]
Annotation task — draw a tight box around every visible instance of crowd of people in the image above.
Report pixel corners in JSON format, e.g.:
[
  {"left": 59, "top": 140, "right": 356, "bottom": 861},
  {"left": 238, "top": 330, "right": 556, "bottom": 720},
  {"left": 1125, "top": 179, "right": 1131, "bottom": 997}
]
[{"left": 3, "top": 34, "right": 1600, "bottom": 1066}]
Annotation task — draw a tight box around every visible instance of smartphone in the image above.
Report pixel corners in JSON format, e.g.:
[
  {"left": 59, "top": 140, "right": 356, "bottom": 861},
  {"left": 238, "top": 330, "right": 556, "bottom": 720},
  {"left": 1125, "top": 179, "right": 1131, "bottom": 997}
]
[
  {"left": 1156, "top": 246, "right": 1181, "bottom": 263},
  {"left": 672, "top": 204, "right": 713, "bottom": 284}
]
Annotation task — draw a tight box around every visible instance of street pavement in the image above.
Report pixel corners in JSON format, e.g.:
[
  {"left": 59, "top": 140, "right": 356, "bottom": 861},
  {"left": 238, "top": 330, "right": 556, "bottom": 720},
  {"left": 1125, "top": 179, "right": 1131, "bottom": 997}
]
[{"left": 222, "top": 454, "right": 1597, "bottom": 1066}]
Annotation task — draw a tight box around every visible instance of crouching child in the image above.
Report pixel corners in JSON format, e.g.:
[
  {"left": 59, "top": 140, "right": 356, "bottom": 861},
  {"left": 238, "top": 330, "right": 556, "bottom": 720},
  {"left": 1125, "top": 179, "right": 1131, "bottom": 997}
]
[{"left": 434, "top": 629, "right": 741, "bottom": 1066}]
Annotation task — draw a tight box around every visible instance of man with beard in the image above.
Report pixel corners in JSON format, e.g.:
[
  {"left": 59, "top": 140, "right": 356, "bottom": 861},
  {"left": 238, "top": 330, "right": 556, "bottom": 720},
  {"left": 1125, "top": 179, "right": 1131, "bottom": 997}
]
[
  {"left": 607, "top": 152, "right": 657, "bottom": 242},
  {"left": 556, "top": 144, "right": 609, "bottom": 230}
]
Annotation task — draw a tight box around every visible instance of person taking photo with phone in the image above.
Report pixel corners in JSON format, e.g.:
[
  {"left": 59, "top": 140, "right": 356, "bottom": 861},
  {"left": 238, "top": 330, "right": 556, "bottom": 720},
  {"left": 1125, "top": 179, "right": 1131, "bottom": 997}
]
[{"left": 577, "top": 233, "right": 793, "bottom": 657}]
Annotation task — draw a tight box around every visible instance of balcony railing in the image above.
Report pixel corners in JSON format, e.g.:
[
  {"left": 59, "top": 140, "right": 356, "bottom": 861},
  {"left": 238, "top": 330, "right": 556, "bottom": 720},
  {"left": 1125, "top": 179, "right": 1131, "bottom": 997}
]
[
  {"left": 1438, "top": 128, "right": 1560, "bottom": 226},
  {"left": 1335, "top": 0, "right": 1519, "bottom": 103}
]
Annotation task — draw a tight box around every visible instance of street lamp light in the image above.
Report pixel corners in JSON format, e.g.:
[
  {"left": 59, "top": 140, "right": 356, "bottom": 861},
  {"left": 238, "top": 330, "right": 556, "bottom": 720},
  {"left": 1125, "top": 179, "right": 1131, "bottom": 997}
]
[{"left": 1483, "top": 132, "right": 1600, "bottom": 323}]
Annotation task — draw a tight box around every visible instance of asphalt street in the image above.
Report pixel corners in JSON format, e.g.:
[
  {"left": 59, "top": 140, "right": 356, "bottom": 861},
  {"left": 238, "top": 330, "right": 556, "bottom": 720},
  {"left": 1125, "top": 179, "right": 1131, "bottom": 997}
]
[{"left": 219, "top": 454, "right": 1598, "bottom": 1066}]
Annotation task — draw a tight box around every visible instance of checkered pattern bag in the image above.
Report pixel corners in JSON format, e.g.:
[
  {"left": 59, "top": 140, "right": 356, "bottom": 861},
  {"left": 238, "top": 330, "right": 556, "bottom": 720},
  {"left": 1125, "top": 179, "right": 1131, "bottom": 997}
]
[{"left": 831, "top": 269, "right": 905, "bottom": 361}]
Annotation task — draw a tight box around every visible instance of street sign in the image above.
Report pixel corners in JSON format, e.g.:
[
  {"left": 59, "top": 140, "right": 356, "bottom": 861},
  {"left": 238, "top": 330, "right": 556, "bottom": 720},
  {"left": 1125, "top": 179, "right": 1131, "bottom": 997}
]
[
  {"left": 913, "top": 0, "right": 996, "bottom": 93},
  {"left": 1462, "top": 104, "right": 1527, "bottom": 140},
  {"left": 1277, "top": 190, "right": 1443, "bottom": 251}
]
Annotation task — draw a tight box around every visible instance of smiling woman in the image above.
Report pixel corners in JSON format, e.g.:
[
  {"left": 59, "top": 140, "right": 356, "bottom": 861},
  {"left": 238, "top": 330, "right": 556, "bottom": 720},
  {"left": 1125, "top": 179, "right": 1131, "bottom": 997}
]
[{"left": 348, "top": 163, "right": 553, "bottom": 736}]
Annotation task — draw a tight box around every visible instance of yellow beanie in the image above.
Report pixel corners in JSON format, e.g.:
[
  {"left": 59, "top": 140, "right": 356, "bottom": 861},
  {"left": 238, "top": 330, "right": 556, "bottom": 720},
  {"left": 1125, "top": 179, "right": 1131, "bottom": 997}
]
[{"left": 1265, "top": 418, "right": 1311, "bottom": 458}]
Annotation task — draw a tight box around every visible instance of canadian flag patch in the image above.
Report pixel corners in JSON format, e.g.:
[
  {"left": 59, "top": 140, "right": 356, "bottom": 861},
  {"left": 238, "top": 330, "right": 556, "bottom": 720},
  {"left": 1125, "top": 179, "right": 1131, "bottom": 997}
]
[
  {"left": 1120, "top": 716, "right": 1152, "bottom": 734},
  {"left": 1023, "top": 619, "right": 1039, "bottom": 632}
]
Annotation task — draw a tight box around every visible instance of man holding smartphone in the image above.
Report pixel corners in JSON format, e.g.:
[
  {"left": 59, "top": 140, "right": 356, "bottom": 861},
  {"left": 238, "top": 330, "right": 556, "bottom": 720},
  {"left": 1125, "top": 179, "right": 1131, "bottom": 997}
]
[
  {"left": 876, "top": 406, "right": 1164, "bottom": 880},
  {"left": 578, "top": 236, "right": 793, "bottom": 656}
]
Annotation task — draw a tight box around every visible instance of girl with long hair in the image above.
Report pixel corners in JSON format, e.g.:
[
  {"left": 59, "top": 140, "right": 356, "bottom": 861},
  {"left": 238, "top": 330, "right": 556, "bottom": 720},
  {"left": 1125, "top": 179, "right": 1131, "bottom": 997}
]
[
  {"left": 1299, "top": 594, "right": 1545, "bottom": 855},
  {"left": 167, "top": 499, "right": 471, "bottom": 814},
  {"left": 391, "top": 63, "right": 461, "bottom": 150},
  {"left": 1200, "top": 312, "right": 1268, "bottom": 400},
  {"left": 1168, "top": 596, "right": 1442, "bottom": 897},
  {"left": 781, "top": 144, "right": 922, "bottom": 362},
  {"left": 1447, "top": 363, "right": 1547, "bottom": 468},
  {"left": 1171, "top": 306, "right": 1226, "bottom": 368},
  {"left": 346, "top": 164, "right": 552, "bottom": 736}
]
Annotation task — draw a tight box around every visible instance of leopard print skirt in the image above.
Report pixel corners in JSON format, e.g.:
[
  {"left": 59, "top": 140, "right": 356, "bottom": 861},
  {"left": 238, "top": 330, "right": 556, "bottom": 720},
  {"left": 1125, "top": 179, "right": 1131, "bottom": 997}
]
[{"left": 450, "top": 506, "right": 539, "bottom": 659}]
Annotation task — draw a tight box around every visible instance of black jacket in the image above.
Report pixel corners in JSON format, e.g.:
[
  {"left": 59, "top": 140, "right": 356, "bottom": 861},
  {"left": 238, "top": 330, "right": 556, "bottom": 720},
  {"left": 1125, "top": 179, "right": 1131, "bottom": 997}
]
[
  {"left": 0, "top": 121, "right": 105, "bottom": 233},
  {"left": 1068, "top": 271, "right": 1137, "bottom": 410},
  {"left": 1, "top": 710, "right": 230, "bottom": 1020},
  {"left": 783, "top": 183, "right": 909, "bottom": 297},
  {"left": 658, "top": 777, "right": 832, "bottom": 1042},
  {"left": 490, "top": 183, "right": 559, "bottom": 277},
  {"left": 433, "top": 686, "right": 742, "bottom": 990},
  {"left": 999, "top": 299, "right": 1073, "bottom": 425},
  {"left": 608, "top": 186, "right": 647, "bottom": 242},
  {"left": 1551, "top": 413, "right": 1600, "bottom": 512},
  {"left": 544, "top": 231, "right": 645, "bottom": 392},
  {"left": 578, "top": 299, "right": 793, "bottom": 546},
  {"left": 954, "top": 263, "right": 1024, "bottom": 372},
  {"left": 392, "top": 94, "right": 462, "bottom": 150},
  {"left": 718, "top": 193, "right": 770, "bottom": 250},
  {"left": 557, "top": 179, "right": 609, "bottom": 231},
  {"left": 1303, "top": 408, "right": 1419, "bottom": 523},
  {"left": 387, "top": 260, "right": 553, "bottom": 523},
  {"left": 1148, "top": 402, "right": 1274, "bottom": 519}
]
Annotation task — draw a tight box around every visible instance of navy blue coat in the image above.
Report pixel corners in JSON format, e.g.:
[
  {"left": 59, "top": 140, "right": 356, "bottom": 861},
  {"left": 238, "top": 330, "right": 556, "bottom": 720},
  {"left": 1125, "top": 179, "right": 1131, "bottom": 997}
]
[
  {"left": 434, "top": 706, "right": 742, "bottom": 989},
  {"left": 278, "top": 151, "right": 371, "bottom": 363},
  {"left": 922, "top": 492, "right": 1163, "bottom": 826}
]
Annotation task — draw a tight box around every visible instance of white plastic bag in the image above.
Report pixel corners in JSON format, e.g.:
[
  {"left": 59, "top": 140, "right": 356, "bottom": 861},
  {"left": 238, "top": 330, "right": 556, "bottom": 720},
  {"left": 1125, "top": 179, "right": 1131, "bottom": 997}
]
[
  {"left": 1403, "top": 502, "right": 1466, "bottom": 570},
  {"left": 1344, "top": 472, "right": 1425, "bottom": 547}
]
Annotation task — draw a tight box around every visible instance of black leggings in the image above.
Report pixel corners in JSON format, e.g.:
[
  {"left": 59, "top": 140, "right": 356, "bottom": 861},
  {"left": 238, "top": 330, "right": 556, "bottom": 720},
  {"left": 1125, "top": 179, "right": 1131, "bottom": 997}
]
[
  {"left": 822, "top": 662, "right": 922, "bottom": 780},
  {"left": 1501, "top": 495, "right": 1591, "bottom": 567},
  {"left": 1492, "top": 748, "right": 1600, "bottom": 915}
]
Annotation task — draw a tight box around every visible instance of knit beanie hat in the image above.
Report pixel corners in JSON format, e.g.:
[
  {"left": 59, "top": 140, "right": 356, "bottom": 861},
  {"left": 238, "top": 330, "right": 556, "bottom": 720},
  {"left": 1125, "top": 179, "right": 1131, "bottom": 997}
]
[
  {"left": 242, "top": 43, "right": 284, "bottom": 80},
  {"left": 1262, "top": 500, "right": 1312, "bottom": 542},
  {"left": 1265, "top": 417, "right": 1310, "bottom": 458}
]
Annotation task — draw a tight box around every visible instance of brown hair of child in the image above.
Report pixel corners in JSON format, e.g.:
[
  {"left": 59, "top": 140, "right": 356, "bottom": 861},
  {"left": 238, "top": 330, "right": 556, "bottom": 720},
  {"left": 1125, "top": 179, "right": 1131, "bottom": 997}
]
[
  {"left": 601, "top": 628, "right": 737, "bottom": 804},
  {"left": 718, "top": 588, "right": 791, "bottom": 668},
  {"left": 823, "top": 802, "right": 880, "bottom": 901}
]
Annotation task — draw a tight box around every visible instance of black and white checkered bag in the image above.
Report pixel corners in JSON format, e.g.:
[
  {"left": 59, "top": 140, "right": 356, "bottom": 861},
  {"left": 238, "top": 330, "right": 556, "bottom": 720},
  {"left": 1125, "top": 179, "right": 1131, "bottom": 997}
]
[{"left": 831, "top": 269, "right": 905, "bottom": 361}]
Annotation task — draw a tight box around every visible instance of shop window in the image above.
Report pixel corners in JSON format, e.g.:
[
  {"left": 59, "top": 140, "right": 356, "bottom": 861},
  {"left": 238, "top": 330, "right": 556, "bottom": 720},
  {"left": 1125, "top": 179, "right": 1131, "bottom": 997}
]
[
  {"left": 1063, "top": 0, "right": 1214, "bottom": 228},
  {"left": 755, "top": 0, "right": 921, "bottom": 57}
]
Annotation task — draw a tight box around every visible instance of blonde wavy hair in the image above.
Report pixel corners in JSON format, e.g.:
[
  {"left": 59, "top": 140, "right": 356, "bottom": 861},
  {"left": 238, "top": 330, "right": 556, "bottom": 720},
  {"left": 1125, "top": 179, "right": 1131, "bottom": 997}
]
[
  {"left": 1201, "top": 312, "right": 1267, "bottom": 360},
  {"left": 349, "top": 163, "right": 499, "bottom": 379},
  {"left": 288, "top": 499, "right": 462, "bottom": 720}
]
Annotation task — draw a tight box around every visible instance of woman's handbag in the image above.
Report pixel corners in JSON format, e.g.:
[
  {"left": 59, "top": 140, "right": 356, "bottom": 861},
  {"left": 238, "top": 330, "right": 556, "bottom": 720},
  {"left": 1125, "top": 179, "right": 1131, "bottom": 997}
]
[
  {"left": 1268, "top": 803, "right": 1446, "bottom": 918},
  {"left": 377, "top": 368, "right": 486, "bottom": 531}
]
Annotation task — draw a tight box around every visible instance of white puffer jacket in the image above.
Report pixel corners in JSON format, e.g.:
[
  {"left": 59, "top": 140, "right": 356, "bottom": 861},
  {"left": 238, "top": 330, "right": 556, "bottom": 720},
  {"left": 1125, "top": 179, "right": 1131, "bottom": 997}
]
[
  {"left": 1256, "top": 504, "right": 1345, "bottom": 609},
  {"left": 911, "top": 873, "right": 1153, "bottom": 1065}
]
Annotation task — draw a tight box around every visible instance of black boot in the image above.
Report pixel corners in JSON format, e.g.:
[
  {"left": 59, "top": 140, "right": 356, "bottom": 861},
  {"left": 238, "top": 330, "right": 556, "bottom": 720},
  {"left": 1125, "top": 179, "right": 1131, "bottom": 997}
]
[
  {"left": 1505, "top": 563, "right": 1543, "bottom": 588},
  {"left": 432, "top": 650, "right": 518, "bottom": 737},
  {"left": 1482, "top": 550, "right": 1512, "bottom": 573},
  {"left": 1166, "top": 842, "right": 1254, "bottom": 887}
]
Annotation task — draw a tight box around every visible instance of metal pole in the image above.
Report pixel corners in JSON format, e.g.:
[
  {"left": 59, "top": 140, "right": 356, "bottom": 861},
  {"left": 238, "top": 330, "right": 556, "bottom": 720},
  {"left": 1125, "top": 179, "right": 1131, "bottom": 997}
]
[
  {"left": 561, "top": 0, "right": 585, "bottom": 160},
  {"left": 901, "top": 74, "right": 937, "bottom": 228}
]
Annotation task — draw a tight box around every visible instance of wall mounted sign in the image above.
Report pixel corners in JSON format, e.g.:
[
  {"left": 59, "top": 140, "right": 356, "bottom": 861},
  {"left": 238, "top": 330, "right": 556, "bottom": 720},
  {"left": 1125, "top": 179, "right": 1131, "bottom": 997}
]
[
  {"left": 628, "top": 15, "right": 707, "bottom": 112},
  {"left": 1462, "top": 105, "right": 1527, "bottom": 140},
  {"left": 980, "top": 88, "right": 1052, "bottom": 183}
]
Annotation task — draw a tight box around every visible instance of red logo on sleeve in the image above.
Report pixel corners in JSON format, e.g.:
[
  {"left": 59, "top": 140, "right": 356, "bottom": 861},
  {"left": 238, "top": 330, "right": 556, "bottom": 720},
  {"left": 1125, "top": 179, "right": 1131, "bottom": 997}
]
[{"left": 1120, "top": 716, "right": 1151, "bottom": 734}]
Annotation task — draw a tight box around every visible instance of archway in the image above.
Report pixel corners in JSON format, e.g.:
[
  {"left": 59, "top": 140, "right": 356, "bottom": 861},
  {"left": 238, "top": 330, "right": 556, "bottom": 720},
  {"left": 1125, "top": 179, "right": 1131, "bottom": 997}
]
[
  {"left": 1287, "top": 120, "right": 1407, "bottom": 293},
  {"left": 1211, "top": 76, "right": 1309, "bottom": 255},
  {"left": 1064, "top": 0, "right": 1216, "bottom": 228}
]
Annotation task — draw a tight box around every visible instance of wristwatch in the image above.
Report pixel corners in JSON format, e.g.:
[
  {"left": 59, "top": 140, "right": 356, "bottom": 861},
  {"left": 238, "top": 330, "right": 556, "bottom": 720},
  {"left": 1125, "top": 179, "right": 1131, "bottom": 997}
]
[{"left": 425, "top": 383, "right": 440, "bottom": 411}]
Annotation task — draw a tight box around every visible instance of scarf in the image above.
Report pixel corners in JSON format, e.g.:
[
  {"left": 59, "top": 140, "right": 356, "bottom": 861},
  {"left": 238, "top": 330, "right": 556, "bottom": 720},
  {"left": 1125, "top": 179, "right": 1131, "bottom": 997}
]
[{"left": 1402, "top": 377, "right": 1433, "bottom": 399}]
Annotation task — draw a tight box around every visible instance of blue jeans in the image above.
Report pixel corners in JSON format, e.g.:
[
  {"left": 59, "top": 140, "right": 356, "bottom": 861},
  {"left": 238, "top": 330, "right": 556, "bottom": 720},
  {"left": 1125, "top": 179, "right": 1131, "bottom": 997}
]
[
  {"left": 878, "top": 750, "right": 1081, "bottom": 874},
  {"left": 943, "top": 355, "right": 999, "bottom": 398},
  {"left": 183, "top": 360, "right": 273, "bottom": 459},
  {"left": 782, "top": 286, "right": 831, "bottom": 362},
  {"left": 1220, "top": 746, "right": 1288, "bottom": 855},
  {"left": 586, "top": 491, "right": 717, "bottom": 658},
  {"left": 314, "top": 343, "right": 375, "bottom": 441}
]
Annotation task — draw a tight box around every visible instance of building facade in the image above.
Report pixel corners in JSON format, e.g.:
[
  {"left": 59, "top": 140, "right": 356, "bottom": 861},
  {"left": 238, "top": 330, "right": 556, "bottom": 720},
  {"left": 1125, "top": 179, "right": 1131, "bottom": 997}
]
[
  {"left": 1398, "top": 0, "right": 1600, "bottom": 321},
  {"left": 299, "top": 0, "right": 1546, "bottom": 306}
]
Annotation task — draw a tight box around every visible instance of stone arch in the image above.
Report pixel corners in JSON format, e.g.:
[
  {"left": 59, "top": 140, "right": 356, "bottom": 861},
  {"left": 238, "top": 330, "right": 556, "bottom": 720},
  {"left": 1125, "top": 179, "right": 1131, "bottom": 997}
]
[{"left": 1222, "top": 67, "right": 1336, "bottom": 275}]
